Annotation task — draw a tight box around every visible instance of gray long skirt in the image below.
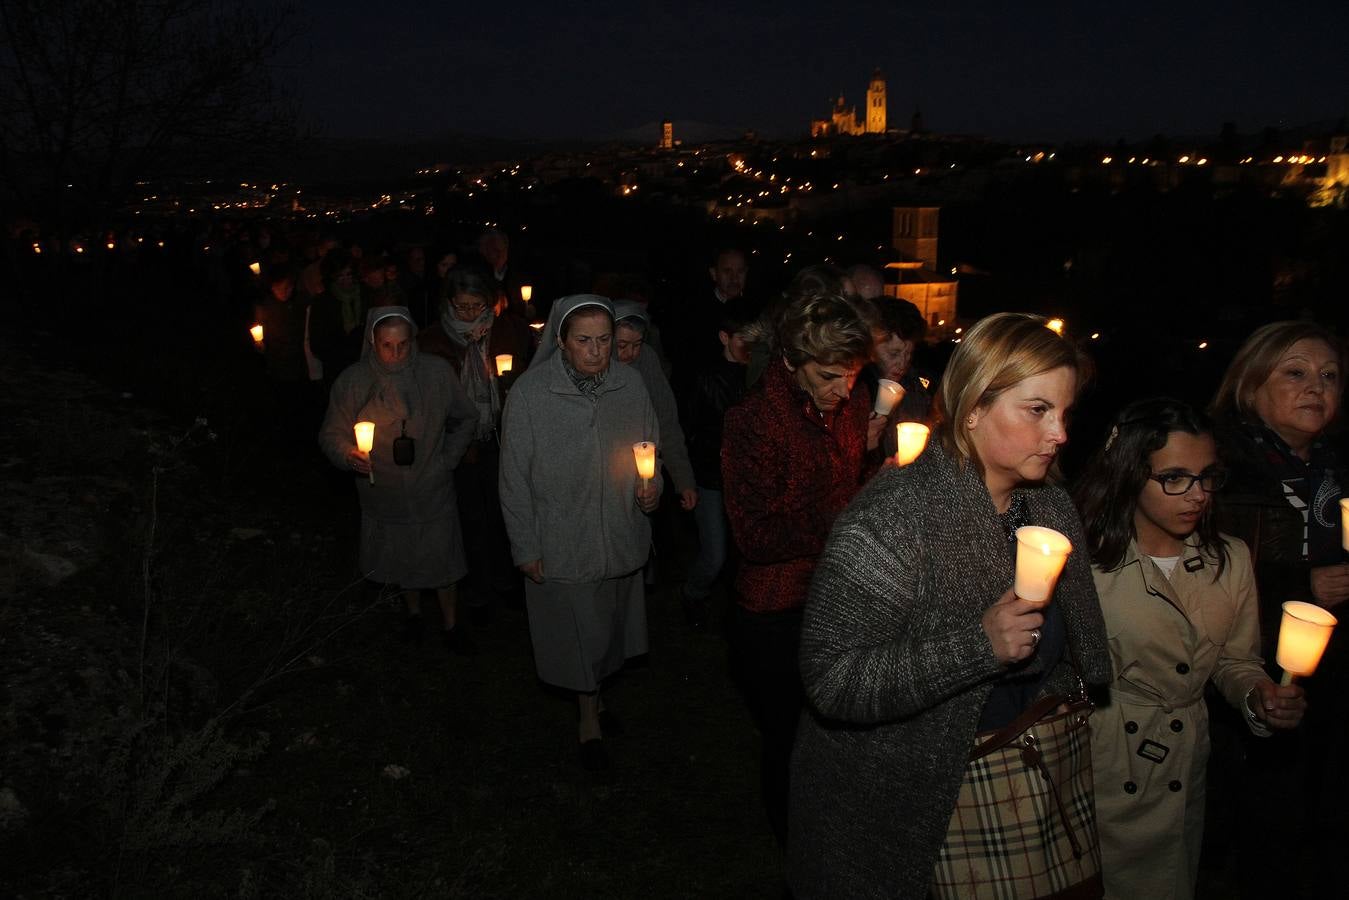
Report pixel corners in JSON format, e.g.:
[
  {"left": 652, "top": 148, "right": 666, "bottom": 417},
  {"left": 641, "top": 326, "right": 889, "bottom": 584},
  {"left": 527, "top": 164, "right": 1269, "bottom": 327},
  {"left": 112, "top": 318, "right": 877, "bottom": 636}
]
[
  {"left": 359, "top": 509, "right": 467, "bottom": 590},
  {"left": 525, "top": 573, "right": 648, "bottom": 692}
]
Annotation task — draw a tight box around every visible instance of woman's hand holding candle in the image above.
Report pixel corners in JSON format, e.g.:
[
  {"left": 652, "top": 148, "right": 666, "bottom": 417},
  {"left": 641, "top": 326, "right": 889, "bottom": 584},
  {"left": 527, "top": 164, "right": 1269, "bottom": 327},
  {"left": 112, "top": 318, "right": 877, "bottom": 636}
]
[
  {"left": 346, "top": 447, "right": 372, "bottom": 475},
  {"left": 635, "top": 478, "right": 659, "bottom": 513},
  {"left": 1249, "top": 680, "right": 1307, "bottom": 729},
  {"left": 982, "top": 589, "right": 1045, "bottom": 665}
]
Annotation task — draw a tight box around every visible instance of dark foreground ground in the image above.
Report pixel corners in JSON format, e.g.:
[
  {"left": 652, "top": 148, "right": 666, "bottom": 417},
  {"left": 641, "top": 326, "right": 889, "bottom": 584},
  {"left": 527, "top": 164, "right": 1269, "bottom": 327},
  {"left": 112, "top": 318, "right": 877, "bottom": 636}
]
[{"left": 0, "top": 331, "right": 781, "bottom": 898}]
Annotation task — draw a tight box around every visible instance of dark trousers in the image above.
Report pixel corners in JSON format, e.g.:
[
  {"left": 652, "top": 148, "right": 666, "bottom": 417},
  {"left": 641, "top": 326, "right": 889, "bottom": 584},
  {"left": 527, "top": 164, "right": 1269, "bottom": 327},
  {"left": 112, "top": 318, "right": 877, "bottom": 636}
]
[
  {"left": 731, "top": 603, "right": 805, "bottom": 847},
  {"left": 454, "top": 437, "right": 518, "bottom": 607}
]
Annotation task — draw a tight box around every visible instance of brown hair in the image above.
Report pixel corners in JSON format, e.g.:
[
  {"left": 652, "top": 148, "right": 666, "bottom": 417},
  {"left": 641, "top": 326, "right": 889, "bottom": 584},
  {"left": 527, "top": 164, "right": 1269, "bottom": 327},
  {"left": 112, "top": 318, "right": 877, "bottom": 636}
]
[
  {"left": 933, "top": 312, "right": 1090, "bottom": 469},
  {"left": 777, "top": 292, "right": 874, "bottom": 368},
  {"left": 1209, "top": 321, "right": 1345, "bottom": 422}
]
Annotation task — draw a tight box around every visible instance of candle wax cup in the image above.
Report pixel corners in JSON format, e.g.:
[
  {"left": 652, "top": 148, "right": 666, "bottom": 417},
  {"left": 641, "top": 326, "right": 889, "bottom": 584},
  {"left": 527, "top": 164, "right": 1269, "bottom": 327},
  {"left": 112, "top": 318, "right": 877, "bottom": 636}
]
[
  {"left": 893, "top": 423, "right": 929, "bottom": 466},
  {"left": 873, "top": 379, "right": 905, "bottom": 416},
  {"left": 1014, "top": 525, "right": 1073, "bottom": 603},
  {"left": 632, "top": 441, "right": 657, "bottom": 480},
  {"left": 353, "top": 421, "right": 376, "bottom": 454},
  {"left": 495, "top": 354, "right": 513, "bottom": 376},
  {"left": 1276, "top": 600, "right": 1338, "bottom": 677}
]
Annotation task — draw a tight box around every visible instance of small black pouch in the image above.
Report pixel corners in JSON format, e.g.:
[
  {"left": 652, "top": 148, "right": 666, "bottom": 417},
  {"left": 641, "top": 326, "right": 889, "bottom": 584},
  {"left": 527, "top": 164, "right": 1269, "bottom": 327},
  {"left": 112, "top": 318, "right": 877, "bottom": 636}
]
[{"left": 392, "top": 419, "right": 415, "bottom": 466}]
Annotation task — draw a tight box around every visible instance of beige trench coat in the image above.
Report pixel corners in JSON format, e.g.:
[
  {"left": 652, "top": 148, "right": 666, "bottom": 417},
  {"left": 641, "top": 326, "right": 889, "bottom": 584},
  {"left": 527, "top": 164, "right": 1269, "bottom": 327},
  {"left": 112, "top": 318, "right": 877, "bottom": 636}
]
[{"left": 1089, "top": 535, "right": 1269, "bottom": 899}]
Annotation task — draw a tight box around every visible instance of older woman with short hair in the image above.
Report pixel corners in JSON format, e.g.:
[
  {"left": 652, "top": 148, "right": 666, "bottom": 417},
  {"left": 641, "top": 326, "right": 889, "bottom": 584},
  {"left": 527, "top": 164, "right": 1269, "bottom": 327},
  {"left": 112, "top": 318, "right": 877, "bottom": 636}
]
[
  {"left": 788, "top": 312, "right": 1110, "bottom": 899},
  {"left": 1208, "top": 320, "right": 1346, "bottom": 892},
  {"left": 499, "top": 295, "right": 660, "bottom": 770},
  {"left": 720, "top": 289, "right": 876, "bottom": 846}
]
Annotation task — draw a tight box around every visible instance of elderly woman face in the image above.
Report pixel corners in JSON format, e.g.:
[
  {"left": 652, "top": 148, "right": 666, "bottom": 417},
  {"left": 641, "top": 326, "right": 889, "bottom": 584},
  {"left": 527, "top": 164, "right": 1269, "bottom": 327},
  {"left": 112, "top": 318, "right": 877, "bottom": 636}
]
[
  {"left": 560, "top": 310, "right": 613, "bottom": 376},
  {"left": 373, "top": 319, "right": 413, "bottom": 367},
  {"left": 874, "top": 331, "right": 915, "bottom": 382},
  {"left": 788, "top": 358, "right": 864, "bottom": 413},
  {"left": 615, "top": 322, "right": 644, "bottom": 364},
  {"left": 1252, "top": 338, "right": 1341, "bottom": 446},
  {"left": 450, "top": 291, "right": 489, "bottom": 323}
]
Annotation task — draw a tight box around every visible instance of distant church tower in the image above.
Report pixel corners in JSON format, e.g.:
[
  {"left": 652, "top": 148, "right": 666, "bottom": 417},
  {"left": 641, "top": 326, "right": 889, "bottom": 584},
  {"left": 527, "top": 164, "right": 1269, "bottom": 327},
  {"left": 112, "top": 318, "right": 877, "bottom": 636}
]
[
  {"left": 866, "top": 68, "right": 886, "bottom": 134},
  {"left": 659, "top": 120, "right": 674, "bottom": 150}
]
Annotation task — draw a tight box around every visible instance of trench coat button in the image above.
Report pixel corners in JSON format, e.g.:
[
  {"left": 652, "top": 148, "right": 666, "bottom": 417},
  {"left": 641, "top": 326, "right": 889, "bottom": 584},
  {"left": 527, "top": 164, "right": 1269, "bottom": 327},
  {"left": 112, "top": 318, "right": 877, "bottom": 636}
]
[
  {"left": 1124, "top": 781, "right": 1137, "bottom": 794},
  {"left": 1169, "top": 780, "right": 1183, "bottom": 792},
  {"left": 1175, "top": 662, "right": 1191, "bottom": 675},
  {"left": 1125, "top": 721, "right": 1138, "bottom": 734},
  {"left": 1170, "top": 719, "right": 1184, "bottom": 733}
]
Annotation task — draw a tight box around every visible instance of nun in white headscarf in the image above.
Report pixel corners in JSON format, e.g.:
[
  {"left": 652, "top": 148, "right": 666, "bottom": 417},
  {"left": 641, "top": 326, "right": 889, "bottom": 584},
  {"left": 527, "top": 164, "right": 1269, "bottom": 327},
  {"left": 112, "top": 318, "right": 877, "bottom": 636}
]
[
  {"left": 500, "top": 294, "right": 661, "bottom": 769},
  {"left": 319, "top": 306, "right": 479, "bottom": 652}
]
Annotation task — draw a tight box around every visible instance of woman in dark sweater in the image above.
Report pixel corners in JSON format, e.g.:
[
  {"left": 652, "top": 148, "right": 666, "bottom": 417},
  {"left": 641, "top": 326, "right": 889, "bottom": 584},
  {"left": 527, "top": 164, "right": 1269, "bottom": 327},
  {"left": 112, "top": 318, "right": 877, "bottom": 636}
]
[{"left": 788, "top": 312, "right": 1110, "bottom": 898}]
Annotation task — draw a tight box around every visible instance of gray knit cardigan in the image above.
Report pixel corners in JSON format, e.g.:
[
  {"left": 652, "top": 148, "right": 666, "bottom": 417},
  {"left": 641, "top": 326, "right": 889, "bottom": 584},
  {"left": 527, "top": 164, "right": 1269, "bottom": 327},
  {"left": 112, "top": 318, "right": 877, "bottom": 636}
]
[{"left": 787, "top": 442, "right": 1110, "bottom": 899}]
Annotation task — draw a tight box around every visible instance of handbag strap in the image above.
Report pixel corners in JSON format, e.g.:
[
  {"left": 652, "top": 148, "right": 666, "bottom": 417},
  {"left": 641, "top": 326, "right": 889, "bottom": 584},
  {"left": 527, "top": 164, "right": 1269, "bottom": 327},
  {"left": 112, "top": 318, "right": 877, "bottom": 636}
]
[{"left": 969, "top": 694, "right": 1067, "bottom": 762}]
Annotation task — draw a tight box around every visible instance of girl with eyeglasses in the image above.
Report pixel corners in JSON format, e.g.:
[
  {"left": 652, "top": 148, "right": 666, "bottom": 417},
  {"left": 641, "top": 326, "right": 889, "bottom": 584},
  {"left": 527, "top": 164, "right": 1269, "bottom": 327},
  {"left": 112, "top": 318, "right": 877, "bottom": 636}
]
[{"left": 1073, "top": 397, "right": 1305, "bottom": 898}]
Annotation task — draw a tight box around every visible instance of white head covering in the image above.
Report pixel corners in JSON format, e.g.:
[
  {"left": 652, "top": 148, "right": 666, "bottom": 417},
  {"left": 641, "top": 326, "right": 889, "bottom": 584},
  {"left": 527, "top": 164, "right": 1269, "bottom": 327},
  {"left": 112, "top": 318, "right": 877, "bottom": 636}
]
[{"left": 527, "top": 294, "right": 615, "bottom": 371}]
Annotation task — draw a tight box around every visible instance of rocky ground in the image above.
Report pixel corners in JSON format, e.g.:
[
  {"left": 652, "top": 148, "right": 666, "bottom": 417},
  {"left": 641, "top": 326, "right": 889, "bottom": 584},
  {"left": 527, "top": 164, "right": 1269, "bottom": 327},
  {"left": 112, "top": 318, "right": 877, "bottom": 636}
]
[{"left": 0, "top": 331, "right": 780, "bottom": 898}]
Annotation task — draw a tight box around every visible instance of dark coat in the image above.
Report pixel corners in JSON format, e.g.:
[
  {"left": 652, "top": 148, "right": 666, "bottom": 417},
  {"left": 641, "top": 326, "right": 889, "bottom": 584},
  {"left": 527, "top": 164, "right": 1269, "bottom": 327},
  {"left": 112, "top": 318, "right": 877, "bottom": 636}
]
[
  {"left": 417, "top": 315, "right": 536, "bottom": 403},
  {"left": 721, "top": 359, "right": 872, "bottom": 613},
  {"left": 1213, "top": 418, "right": 1343, "bottom": 661},
  {"left": 788, "top": 443, "right": 1111, "bottom": 899},
  {"left": 685, "top": 352, "right": 747, "bottom": 490}
]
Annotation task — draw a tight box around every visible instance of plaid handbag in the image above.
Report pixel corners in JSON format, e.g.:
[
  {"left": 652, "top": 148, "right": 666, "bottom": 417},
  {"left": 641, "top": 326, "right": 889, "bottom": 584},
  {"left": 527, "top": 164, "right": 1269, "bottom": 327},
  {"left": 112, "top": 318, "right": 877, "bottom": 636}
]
[{"left": 931, "top": 694, "right": 1103, "bottom": 900}]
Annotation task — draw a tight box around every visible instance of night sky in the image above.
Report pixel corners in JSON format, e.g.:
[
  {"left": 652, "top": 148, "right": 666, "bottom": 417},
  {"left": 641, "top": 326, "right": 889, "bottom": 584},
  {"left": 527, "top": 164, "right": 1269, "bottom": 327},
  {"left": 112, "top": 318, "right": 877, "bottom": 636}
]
[{"left": 294, "top": 1, "right": 1349, "bottom": 143}]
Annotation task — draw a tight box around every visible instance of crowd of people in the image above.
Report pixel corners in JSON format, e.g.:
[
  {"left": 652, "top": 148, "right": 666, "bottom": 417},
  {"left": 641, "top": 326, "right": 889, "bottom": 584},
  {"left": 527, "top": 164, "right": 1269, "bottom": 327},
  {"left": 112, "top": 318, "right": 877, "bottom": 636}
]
[{"left": 235, "top": 221, "right": 1344, "bottom": 898}]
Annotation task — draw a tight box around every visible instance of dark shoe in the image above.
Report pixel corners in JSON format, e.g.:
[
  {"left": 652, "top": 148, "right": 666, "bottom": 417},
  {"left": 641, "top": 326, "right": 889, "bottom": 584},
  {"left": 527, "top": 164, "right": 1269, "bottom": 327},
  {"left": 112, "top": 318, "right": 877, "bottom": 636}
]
[
  {"left": 597, "top": 709, "right": 625, "bottom": 736},
  {"left": 442, "top": 626, "right": 477, "bottom": 656},
  {"left": 680, "top": 589, "right": 708, "bottom": 630},
  {"left": 400, "top": 613, "right": 425, "bottom": 645},
  {"left": 579, "top": 739, "right": 610, "bottom": 772},
  {"left": 470, "top": 604, "right": 494, "bottom": 628}
]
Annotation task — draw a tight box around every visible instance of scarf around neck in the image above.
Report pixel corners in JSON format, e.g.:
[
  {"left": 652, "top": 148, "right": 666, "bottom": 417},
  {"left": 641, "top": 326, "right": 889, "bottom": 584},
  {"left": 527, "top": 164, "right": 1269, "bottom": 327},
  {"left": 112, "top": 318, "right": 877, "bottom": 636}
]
[{"left": 441, "top": 307, "right": 499, "bottom": 439}]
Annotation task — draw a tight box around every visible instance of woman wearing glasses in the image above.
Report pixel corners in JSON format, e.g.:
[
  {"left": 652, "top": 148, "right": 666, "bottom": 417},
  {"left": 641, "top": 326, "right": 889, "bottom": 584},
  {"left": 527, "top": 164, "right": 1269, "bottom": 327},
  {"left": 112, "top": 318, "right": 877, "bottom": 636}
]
[
  {"left": 419, "top": 267, "right": 536, "bottom": 622},
  {"left": 1073, "top": 398, "right": 1305, "bottom": 897}
]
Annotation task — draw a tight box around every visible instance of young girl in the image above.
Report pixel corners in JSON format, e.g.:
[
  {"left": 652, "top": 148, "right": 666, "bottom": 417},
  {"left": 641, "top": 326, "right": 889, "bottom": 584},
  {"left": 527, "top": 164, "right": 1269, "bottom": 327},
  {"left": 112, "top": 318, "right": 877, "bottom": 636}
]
[{"left": 1073, "top": 398, "right": 1306, "bottom": 897}]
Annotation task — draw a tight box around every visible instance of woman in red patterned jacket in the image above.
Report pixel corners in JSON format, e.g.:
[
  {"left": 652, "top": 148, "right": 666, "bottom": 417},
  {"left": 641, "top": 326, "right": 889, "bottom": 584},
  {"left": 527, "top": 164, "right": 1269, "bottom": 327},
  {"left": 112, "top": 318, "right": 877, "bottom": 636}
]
[{"left": 721, "top": 289, "right": 878, "bottom": 847}]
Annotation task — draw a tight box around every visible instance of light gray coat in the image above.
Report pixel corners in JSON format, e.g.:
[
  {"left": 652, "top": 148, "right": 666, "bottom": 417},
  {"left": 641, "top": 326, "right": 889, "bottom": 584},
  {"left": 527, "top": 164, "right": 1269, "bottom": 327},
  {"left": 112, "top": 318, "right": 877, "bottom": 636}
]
[
  {"left": 788, "top": 443, "right": 1110, "bottom": 899},
  {"left": 499, "top": 350, "right": 661, "bottom": 582}
]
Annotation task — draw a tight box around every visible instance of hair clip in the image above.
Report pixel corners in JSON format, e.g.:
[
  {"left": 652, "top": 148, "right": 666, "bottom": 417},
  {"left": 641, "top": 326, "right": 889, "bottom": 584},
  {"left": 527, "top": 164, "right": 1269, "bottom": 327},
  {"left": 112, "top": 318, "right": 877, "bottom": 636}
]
[{"left": 1104, "top": 425, "right": 1119, "bottom": 453}]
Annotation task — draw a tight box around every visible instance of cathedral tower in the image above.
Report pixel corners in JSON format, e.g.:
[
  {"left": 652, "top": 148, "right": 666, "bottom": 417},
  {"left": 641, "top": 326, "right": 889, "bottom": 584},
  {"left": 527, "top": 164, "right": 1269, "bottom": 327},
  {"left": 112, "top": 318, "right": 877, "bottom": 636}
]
[{"left": 866, "top": 68, "right": 886, "bottom": 134}]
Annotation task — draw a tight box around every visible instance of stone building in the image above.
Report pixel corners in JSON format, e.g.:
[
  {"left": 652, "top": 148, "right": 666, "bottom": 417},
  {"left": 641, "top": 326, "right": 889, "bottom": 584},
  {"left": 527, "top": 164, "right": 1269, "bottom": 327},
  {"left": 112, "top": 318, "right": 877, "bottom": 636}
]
[{"left": 810, "top": 68, "right": 887, "bottom": 137}]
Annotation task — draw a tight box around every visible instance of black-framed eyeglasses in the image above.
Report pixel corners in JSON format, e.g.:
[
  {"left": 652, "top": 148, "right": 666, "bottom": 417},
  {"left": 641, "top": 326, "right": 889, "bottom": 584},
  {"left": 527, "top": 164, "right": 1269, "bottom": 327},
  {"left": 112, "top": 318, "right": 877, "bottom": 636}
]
[{"left": 1148, "top": 470, "right": 1227, "bottom": 495}]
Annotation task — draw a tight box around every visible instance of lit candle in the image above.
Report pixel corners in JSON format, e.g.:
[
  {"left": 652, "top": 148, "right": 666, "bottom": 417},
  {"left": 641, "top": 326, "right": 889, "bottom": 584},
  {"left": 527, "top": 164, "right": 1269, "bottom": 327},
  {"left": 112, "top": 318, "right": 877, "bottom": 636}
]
[
  {"left": 893, "top": 423, "right": 929, "bottom": 466},
  {"left": 529, "top": 322, "right": 545, "bottom": 331},
  {"left": 495, "top": 354, "right": 513, "bottom": 376},
  {"left": 632, "top": 441, "right": 657, "bottom": 484},
  {"left": 354, "top": 421, "right": 376, "bottom": 485},
  {"left": 874, "top": 379, "right": 905, "bottom": 416},
  {"left": 249, "top": 324, "right": 264, "bottom": 345},
  {"left": 248, "top": 261, "right": 262, "bottom": 275},
  {"left": 1341, "top": 498, "right": 1349, "bottom": 551},
  {"left": 1276, "top": 601, "right": 1337, "bottom": 684},
  {"left": 1014, "top": 525, "right": 1073, "bottom": 603},
  {"left": 520, "top": 284, "right": 533, "bottom": 303}
]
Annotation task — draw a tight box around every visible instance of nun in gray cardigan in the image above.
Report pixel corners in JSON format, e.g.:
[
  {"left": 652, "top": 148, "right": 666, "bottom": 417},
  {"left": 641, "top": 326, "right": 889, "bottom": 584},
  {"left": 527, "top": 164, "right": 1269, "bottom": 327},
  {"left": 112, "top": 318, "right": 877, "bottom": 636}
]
[
  {"left": 787, "top": 312, "right": 1111, "bottom": 899},
  {"left": 499, "top": 295, "right": 660, "bottom": 767}
]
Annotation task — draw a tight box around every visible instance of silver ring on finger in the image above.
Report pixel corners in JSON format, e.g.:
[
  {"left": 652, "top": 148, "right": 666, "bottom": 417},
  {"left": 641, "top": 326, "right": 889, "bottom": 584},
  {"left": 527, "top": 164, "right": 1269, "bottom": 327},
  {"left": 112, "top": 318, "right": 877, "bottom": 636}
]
[{"left": 1029, "top": 628, "right": 1042, "bottom": 647}]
